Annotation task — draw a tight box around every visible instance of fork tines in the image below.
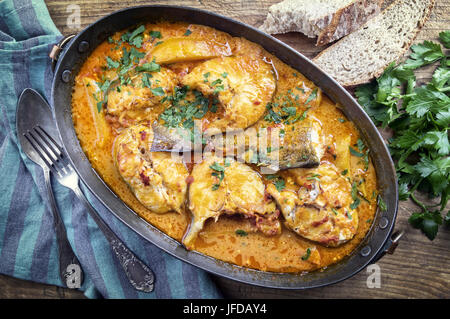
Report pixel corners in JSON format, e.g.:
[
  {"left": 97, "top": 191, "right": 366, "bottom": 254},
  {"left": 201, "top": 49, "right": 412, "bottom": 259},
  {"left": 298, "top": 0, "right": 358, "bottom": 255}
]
[{"left": 24, "top": 125, "right": 65, "bottom": 176}]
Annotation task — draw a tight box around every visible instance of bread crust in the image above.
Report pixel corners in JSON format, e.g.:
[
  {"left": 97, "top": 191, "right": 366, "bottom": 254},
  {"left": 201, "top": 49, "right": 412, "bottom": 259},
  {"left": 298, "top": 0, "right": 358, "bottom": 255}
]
[
  {"left": 260, "top": 0, "right": 384, "bottom": 45},
  {"left": 316, "top": 0, "right": 384, "bottom": 46},
  {"left": 313, "top": 0, "right": 436, "bottom": 87}
]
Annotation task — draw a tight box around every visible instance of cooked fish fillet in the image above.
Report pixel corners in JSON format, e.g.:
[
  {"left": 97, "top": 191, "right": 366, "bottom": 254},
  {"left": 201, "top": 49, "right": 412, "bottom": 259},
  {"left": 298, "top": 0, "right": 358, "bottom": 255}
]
[
  {"left": 212, "top": 118, "right": 324, "bottom": 172},
  {"left": 181, "top": 56, "right": 276, "bottom": 132},
  {"left": 106, "top": 68, "right": 177, "bottom": 127},
  {"left": 149, "top": 38, "right": 233, "bottom": 64},
  {"left": 245, "top": 119, "right": 324, "bottom": 171},
  {"left": 113, "top": 124, "right": 188, "bottom": 214},
  {"left": 183, "top": 155, "right": 281, "bottom": 250},
  {"left": 267, "top": 162, "right": 358, "bottom": 246}
]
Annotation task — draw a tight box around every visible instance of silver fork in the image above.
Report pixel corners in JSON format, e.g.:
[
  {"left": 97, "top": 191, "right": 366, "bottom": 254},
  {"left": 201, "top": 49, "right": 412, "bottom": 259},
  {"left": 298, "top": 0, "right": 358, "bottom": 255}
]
[{"left": 25, "top": 125, "right": 155, "bottom": 293}]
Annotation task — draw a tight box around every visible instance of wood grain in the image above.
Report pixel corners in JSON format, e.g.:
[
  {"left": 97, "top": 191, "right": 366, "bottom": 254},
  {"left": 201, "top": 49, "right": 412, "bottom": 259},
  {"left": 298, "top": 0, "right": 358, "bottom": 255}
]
[{"left": 1, "top": 0, "right": 448, "bottom": 299}]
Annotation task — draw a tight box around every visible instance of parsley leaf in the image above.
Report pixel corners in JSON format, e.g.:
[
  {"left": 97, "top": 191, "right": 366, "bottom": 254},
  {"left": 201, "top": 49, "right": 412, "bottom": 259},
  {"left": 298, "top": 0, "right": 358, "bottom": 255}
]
[
  {"left": 265, "top": 174, "right": 286, "bottom": 192},
  {"left": 274, "top": 178, "right": 285, "bottom": 192},
  {"left": 305, "top": 88, "right": 318, "bottom": 105},
  {"left": 235, "top": 229, "right": 248, "bottom": 237},
  {"left": 210, "top": 162, "right": 227, "bottom": 190},
  {"left": 135, "top": 61, "right": 161, "bottom": 72},
  {"left": 150, "top": 87, "right": 165, "bottom": 96},
  {"left": 403, "top": 41, "right": 444, "bottom": 70},
  {"left": 106, "top": 56, "right": 120, "bottom": 69},
  {"left": 122, "top": 25, "right": 145, "bottom": 48},
  {"left": 439, "top": 31, "right": 450, "bottom": 49},
  {"left": 349, "top": 146, "right": 364, "bottom": 157},
  {"left": 409, "top": 210, "right": 442, "bottom": 240},
  {"left": 301, "top": 248, "right": 311, "bottom": 261},
  {"left": 149, "top": 30, "right": 162, "bottom": 40}
]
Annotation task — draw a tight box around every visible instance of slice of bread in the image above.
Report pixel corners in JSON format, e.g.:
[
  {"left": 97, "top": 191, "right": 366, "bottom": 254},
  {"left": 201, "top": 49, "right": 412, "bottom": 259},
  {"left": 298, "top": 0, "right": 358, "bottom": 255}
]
[
  {"left": 313, "top": 0, "right": 435, "bottom": 87},
  {"left": 260, "top": 0, "right": 384, "bottom": 46}
]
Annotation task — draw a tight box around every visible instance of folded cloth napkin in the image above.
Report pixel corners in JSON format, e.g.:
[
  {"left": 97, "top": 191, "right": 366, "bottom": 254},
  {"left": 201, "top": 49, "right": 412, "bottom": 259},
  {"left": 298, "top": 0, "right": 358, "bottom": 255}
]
[{"left": 0, "top": 0, "right": 221, "bottom": 299}]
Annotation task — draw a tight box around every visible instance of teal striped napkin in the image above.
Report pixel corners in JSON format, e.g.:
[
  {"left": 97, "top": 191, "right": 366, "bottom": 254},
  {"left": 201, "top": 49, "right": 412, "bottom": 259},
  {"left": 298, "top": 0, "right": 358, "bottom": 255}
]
[{"left": 0, "top": 0, "right": 221, "bottom": 299}]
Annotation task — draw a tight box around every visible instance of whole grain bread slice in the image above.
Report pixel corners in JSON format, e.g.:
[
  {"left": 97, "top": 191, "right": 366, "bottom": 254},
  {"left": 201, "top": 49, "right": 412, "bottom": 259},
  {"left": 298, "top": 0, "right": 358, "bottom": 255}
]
[
  {"left": 313, "top": 0, "right": 435, "bottom": 87},
  {"left": 260, "top": 0, "right": 384, "bottom": 46}
]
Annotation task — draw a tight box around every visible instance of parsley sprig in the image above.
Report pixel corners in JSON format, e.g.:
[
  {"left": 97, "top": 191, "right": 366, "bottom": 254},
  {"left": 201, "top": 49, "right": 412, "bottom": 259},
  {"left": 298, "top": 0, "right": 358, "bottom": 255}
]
[
  {"left": 210, "top": 159, "right": 231, "bottom": 190},
  {"left": 159, "top": 87, "right": 211, "bottom": 130},
  {"left": 355, "top": 31, "right": 450, "bottom": 240},
  {"left": 265, "top": 174, "right": 285, "bottom": 192}
]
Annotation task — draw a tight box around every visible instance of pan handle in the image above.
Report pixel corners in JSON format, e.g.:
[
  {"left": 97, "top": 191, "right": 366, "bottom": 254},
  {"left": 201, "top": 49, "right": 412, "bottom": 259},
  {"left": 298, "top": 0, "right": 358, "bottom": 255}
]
[
  {"left": 372, "top": 229, "right": 404, "bottom": 263},
  {"left": 49, "top": 34, "right": 76, "bottom": 72}
]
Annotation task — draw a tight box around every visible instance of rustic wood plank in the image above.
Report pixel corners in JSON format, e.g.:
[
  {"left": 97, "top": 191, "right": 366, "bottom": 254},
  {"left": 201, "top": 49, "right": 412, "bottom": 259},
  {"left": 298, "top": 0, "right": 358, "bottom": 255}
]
[
  {"left": 1, "top": 0, "right": 447, "bottom": 299},
  {"left": 0, "top": 274, "right": 85, "bottom": 299}
]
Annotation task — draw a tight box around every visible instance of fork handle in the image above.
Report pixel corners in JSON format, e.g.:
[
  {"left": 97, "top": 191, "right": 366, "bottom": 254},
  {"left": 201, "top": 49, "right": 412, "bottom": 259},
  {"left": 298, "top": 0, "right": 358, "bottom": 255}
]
[
  {"left": 72, "top": 185, "right": 155, "bottom": 293},
  {"left": 44, "top": 168, "right": 84, "bottom": 288}
]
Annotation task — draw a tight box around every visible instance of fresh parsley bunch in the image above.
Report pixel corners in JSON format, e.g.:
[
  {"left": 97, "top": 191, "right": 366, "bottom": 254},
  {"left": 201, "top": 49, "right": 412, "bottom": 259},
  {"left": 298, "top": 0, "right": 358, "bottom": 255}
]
[{"left": 356, "top": 31, "right": 450, "bottom": 240}]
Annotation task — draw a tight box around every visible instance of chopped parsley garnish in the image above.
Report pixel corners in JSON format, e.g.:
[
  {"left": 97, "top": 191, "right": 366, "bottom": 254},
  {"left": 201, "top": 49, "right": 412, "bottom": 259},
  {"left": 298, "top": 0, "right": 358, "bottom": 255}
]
[
  {"left": 353, "top": 139, "right": 370, "bottom": 171},
  {"left": 141, "top": 73, "right": 153, "bottom": 88},
  {"left": 136, "top": 61, "right": 161, "bottom": 72},
  {"left": 210, "top": 162, "right": 226, "bottom": 190},
  {"left": 377, "top": 195, "right": 387, "bottom": 211},
  {"left": 149, "top": 30, "right": 162, "bottom": 40},
  {"left": 264, "top": 105, "right": 282, "bottom": 123},
  {"left": 159, "top": 88, "right": 210, "bottom": 129},
  {"left": 349, "top": 146, "right": 364, "bottom": 157},
  {"left": 94, "top": 79, "right": 111, "bottom": 112},
  {"left": 306, "top": 174, "right": 321, "bottom": 182},
  {"left": 301, "top": 248, "right": 311, "bottom": 261},
  {"left": 295, "top": 109, "right": 309, "bottom": 122},
  {"left": 305, "top": 88, "right": 318, "bottom": 105},
  {"left": 295, "top": 86, "right": 305, "bottom": 93},
  {"left": 210, "top": 162, "right": 225, "bottom": 172},
  {"left": 150, "top": 87, "right": 165, "bottom": 96},
  {"left": 281, "top": 106, "right": 296, "bottom": 116},
  {"left": 121, "top": 25, "right": 145, "bottom": 48},
  {"left": 338, "top": 118, "right": 346, "bottom": 123},
  {"left": 274, "top": 178, "right": 285, "bottom": 192},
  {"left": 331, "top": 208, "right": 339, "bottom": 215},
  {"left": 106, "top": 56, "right": 120, "bottom": 69},
  {"left": 265, "top": 174, "right": 286, "bottom": 192},
  {"left": 350, "top": 182, "right": 361, "bottom": 210},
  {"left": 350, "top": 198, "right": 360, "bottom": 210},
  {"left": 235, "top": 229, "right": 248, "bottom": 237},
  {"left": 184, "top": 29, "right": 192, "bottom": 36}
]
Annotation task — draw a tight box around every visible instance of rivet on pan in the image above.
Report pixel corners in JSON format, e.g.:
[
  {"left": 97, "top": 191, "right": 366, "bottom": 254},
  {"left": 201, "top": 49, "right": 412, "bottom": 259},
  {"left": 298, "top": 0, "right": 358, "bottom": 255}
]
[
  {"left": 360, "top": 245, "right": 371, "bottom": 257},
  {"left": 61, "top": 70, "right": 71, "bottom": 83},
  {"left": 379, "top": 216, "right": 389, "bottom": 229},
  {"left": 78, "top": 41, "right": 89, "bottom": 53}
]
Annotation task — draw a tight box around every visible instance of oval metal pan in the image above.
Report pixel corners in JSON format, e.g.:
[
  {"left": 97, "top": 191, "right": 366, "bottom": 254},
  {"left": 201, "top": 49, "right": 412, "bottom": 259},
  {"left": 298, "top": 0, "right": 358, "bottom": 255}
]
[{"left": 51, "top": 5, "right": 398, "bottom": 289}]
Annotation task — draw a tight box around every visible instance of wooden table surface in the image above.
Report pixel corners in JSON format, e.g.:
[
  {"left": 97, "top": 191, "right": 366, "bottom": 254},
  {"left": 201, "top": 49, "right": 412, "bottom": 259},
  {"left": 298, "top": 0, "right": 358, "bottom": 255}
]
[{"left": 1, "top": 0, "right": 449, "bottom": 299}]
